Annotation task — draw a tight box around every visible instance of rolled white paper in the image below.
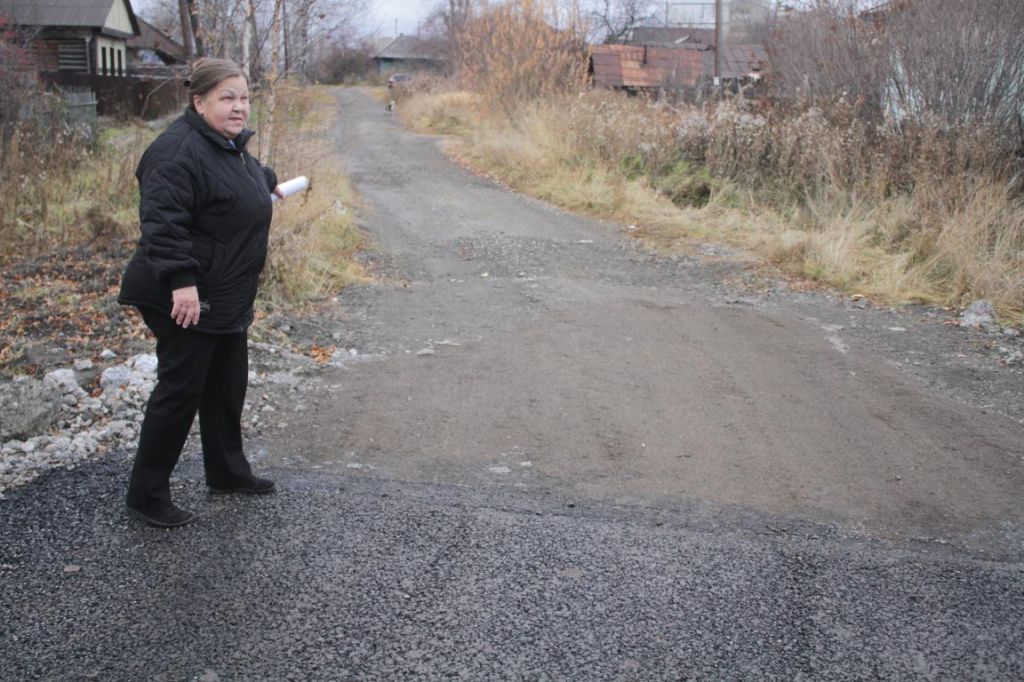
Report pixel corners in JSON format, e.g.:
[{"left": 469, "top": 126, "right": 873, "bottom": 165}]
[{"left": 271, "top": 175, "right": 309, "bottom": 202}]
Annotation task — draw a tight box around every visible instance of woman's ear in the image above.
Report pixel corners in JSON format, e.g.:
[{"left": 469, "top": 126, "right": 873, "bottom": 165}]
[{"left": 192, "top": 95, "right": 203, "bottom": 114}]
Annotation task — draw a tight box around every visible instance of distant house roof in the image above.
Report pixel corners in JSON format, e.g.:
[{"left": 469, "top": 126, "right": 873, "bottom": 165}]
[
  {"left": 127, "top": 16, "right": 185, "bottom": 63},
  {"left": 622, "top": 27, "right": 715, "bottom": 49},
  {"left": 591, "top": 42, "right": 770, "bottom": 89},
  {"left": 374, "top": 35, "right": 444, "bottom": 62},
  {"left": 591, "top": 44, "right": 706, "bottom": 89},
  {"left": 3, "top": 0, "right": 140, "bottom": 38}
]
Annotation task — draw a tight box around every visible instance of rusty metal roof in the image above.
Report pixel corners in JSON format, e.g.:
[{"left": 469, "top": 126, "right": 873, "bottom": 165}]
[
  {"left": 591, "top": 44, "right": 706, "bottom": 89},
  {"left": 592, "top": 43, "right": 770, "bottom": 88}
]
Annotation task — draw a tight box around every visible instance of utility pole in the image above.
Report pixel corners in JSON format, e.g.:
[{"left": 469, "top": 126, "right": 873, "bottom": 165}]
[{"left": 713, "top": 0, "right": 722, "bottom": 85}]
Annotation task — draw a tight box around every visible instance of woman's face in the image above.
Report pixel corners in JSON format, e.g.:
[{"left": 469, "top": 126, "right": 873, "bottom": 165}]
[{"left": 193, "top": 75, "right": 249, "bottom": 139}]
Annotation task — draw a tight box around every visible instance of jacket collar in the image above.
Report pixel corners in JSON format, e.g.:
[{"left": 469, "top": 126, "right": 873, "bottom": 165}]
[{"left": 183, "top": 107, "right": 254, "bottom": 152}]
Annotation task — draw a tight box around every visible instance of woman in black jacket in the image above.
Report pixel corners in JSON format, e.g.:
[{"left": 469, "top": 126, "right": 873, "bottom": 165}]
[{"left": 119, "top": 59, "right": 283, "bottom": 527}]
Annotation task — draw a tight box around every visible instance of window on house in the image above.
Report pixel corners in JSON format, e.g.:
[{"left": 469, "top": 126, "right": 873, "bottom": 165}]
[
  {"left": 117, "top": 49, "right": 123, "bottom": 76},
  {"left": 101, "top": 47, "right": 107, "bottom": 75}
]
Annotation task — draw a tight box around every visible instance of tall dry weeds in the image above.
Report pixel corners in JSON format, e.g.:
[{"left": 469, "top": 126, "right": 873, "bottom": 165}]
[
  {"left": 252, "top": 83, "right": 367, "bottom": 308},
  {"left": 404, "top": 83, "right": 1024, "bottom": 320},
  {"left": 1, "top": 80, "right": 364, "bottom": 308},
  {"left": 453, "top": 0, "right": 589, "bottom": 114},
  {"left": 0, "top": 112, "right": 152, "bottom": 261}
]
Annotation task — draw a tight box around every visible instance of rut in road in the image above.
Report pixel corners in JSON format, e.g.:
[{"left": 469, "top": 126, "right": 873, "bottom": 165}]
[{"left": 264, "top": 88, "right": 1024, "bottom": 554}]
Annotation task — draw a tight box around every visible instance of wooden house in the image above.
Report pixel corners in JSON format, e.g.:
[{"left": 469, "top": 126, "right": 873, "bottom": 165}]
[
  {"left": 4, "top": 0, "right": 141, "bottom": 77},
  {"left": 373, "top": 35, "right": 445, "bottom": 75}
]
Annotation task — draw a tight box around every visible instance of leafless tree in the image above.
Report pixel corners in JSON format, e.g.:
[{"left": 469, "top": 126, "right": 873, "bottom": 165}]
[
  {"left": 242, "top": 0, "right": 258, "bottom": 79},
  {"left": 770, "top": 0, "right": 899, "bottom": 113},
  {"left": 176, "top": 0, "right": 193, "bottom": 55},
  {"left": 185, "top": 0, "right": 205, "bottom": 56},
  {"left": 262, "top": 0, "right": 283, "bottom": 165},
  {"left": 421, "top": 0, "right": 476, "bottom": 61},
  {"left": 141, "top": 0, "right": 371, "bottom": 81},
  {"left": 589, "top": 0, "right": 657, "bottom": 43},
  {"left": 884, "top": 0, "right": 1024, "bottom": 131},
  {"left": 770, "top": 0, "right": 1024, "bottom": 137}
]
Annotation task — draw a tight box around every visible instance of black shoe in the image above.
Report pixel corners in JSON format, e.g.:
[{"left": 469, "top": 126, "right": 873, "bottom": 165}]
[
  {"left": 126, "top": 502, "right": 194, "bottom": 528},
  {"left": 208, "top": 476, "right": 276, "bottom": 495}
]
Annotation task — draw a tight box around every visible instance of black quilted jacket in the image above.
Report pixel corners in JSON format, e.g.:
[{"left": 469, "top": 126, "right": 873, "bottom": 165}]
[{"left": 118, "top": 108, "right": 278, "bottom": 334}]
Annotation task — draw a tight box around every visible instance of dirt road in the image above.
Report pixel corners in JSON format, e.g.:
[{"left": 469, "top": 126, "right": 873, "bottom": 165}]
[{"left": 265, "top": 88, "right": 1024, "bottom": 555}]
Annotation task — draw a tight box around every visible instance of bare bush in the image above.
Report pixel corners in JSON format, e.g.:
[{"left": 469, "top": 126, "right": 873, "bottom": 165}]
[
  {"left": 420, "top": 0, "right": 477, "bottom": 64},
  {"left": 454, "top": 0, "right": 590, "bottom": 112},
  {"left": 883, "top": 0, "right": 1024, "bottom": 133},
  {"left": 405, "top": 78, "right": 1024, "bottom": 315},
  {"left": 768, "top": 1, "right": 890, "bottom": 112},
  {"left": 314, "top": 39, "right": 375, "bottom": 84},
  {"left": 770, "top": 0, "right": 1024, "bottom": 145}
]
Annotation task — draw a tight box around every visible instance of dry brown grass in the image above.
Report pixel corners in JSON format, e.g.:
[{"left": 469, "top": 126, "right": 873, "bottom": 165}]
[
  {"left": 0, "top": 115, "right": 155, "bottom": 260},
  {"left": 453, "top": 0, "right": 589, "bottom": 114},
  {"left": 251, "top": 82, "right": 368, "bottom": 309},
  {"left": 0, "top": 84, "right": 366, "bottom": 376},
  {"left": 1, "top": 82, "right": 366, "bottom": 308},
  {"left": 396, "top": 78, "right": 481, "bottom": 135},
  {"left": 403, "top": 84, "right": 1024, "bottom": 322}
]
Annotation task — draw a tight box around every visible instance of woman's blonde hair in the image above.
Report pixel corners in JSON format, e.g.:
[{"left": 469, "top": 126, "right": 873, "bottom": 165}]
[{"left": 186, "top": 58, "right": 247, "bottom": 111}]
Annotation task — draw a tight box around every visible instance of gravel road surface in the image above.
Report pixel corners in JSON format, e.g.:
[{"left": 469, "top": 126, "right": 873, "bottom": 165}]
[{"left": 266, "top": 88, "right": 1024, "bottom": 554}]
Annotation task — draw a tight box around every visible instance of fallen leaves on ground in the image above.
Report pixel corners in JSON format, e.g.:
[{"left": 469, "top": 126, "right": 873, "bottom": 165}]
[{"left": 0, "top": 240, "right": 148, "bottom": 378}]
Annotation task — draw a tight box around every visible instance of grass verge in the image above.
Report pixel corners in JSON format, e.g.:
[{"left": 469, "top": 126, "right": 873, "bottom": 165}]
[
  {"left": 0, "top": 83, "right": 368, "bottom": 377},
  {"left": 250, "top": 82, "right": 369, "bottom": 318},
  {"left": 399, "top": 86, "right": 1023, "bottom": 323}
]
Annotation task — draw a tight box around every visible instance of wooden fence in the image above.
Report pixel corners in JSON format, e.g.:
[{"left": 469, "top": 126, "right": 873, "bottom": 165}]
[{"left": 40, "top": 72, "right": 186, "bottom": 120}]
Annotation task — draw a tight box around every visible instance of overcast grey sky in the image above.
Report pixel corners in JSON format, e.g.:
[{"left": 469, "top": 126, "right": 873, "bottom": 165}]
[{"left": 367, "top": 0, "right": 430, "bottom": 38}]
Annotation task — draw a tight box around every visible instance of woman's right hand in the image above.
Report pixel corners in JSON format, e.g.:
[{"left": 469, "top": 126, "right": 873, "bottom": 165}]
[{"left": 171, "top": 286, "right": 201, "bottom": 328}]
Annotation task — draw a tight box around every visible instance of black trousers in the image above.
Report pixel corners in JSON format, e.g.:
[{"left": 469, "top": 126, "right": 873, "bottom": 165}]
[{"left": 126, "top": 307, "right": 253, "bottom": 508}]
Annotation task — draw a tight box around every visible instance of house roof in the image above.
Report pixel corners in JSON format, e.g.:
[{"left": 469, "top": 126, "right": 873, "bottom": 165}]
[
  {"left": 374, "top": 35, "right": 444, "bottom": 62},
  {"left": 3, "top": 0, "right": 140, "bottom": 37},
  {"left": 591, "top": 43, "right": 770, "bottom": 88},
  {"left": 127, "top": 16, "right": 185, "bottom": 62},
  {"left": 591, "top": 44, "right": 706, "bottom": 89},
  {"left": 622, "top": 26, "right": 714, "bottom": 49}
]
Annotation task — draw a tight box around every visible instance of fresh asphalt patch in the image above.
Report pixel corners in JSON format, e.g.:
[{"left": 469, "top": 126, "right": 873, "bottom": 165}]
[{"left": 2, "top": 454, "right": 1022, "bottom": 680}]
